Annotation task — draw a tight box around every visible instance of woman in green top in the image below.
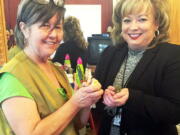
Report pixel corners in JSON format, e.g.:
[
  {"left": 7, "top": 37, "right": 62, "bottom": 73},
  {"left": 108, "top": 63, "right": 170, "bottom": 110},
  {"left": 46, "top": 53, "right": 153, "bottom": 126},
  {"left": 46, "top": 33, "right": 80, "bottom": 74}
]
[{"left": 0, "top": 0, "right": 103, "bottom": 135}]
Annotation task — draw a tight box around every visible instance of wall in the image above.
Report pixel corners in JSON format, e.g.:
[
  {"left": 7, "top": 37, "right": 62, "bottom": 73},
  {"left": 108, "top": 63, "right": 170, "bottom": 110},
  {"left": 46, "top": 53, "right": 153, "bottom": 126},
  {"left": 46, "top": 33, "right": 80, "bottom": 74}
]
[
  {"left": 66, "top": 0, "right": 113, "bottom": 33},
  {"left": 168, "top": 0, "right": 180, "bottom": 45},
  {"left": 65, "top": 4, "right": 101, "bottom": 39},
  {"left": 0, "top": 0, "right": 7, "bottom": 66},
  {"left": 3, "top": 0, "right": 20, "bottom": 29}
]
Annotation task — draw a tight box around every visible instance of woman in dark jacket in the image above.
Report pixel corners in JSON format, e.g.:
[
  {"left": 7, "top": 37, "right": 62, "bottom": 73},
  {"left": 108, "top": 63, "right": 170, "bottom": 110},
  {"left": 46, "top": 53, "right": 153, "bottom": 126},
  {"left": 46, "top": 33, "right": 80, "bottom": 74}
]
[{"left": 94, "top": 0, "right": 180, "bottom": 135}]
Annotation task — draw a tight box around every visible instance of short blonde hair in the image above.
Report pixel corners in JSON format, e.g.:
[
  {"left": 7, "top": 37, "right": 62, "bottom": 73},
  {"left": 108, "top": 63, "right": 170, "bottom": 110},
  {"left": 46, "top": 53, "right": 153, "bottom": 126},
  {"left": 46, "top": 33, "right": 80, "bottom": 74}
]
[{"left": 111, "top": 0, "right": 170, "bottom": 46}]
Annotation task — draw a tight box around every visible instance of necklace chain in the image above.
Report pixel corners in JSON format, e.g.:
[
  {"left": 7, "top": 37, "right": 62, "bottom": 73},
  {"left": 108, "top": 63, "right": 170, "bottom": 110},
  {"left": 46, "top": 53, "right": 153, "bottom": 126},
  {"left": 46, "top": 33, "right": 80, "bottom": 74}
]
[{"left": 121, "top": 55, "right": 128, "bottom": 88}]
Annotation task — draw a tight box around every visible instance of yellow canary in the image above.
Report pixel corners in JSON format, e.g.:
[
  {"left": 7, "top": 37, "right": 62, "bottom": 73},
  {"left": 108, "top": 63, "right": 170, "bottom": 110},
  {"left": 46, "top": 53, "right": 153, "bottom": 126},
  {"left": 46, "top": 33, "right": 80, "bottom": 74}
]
[{"left": 91, "top": 78, "right": 101, "bottom": 89}]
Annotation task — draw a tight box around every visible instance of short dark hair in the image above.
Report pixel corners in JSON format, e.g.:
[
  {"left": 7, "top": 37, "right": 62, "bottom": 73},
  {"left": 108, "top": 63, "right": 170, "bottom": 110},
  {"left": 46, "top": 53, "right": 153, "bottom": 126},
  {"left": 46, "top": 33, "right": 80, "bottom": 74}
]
[{"left": 14, "top": 0, "right": 65, "bottom": 48}]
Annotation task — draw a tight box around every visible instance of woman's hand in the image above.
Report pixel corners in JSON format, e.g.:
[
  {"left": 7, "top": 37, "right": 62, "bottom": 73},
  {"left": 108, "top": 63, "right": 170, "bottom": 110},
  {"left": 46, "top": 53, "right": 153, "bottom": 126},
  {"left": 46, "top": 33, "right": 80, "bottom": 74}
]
[
  {"left": 103, "top": 86, "right": 129, "bottom": 107},
  {"left": 71, "top": 78, "right": 104, "bottom": 108}
]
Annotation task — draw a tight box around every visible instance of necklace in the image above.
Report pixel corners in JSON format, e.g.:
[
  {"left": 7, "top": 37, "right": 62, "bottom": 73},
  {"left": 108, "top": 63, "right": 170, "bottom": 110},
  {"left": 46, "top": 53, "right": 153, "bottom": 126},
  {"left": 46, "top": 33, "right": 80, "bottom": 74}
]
[{"left": 121, "top": 55, "right": 128, "bottom": 88}]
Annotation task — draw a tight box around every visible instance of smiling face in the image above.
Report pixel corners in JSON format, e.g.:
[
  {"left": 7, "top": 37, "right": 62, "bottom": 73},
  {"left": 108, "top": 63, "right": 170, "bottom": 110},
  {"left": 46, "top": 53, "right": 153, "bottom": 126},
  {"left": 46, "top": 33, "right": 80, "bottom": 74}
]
[
  {"left": 121, "top": 8, "right": 158, "bottom": 50},
  {"left": 22, "top": 14, "right": 63, "bottom": 61}
]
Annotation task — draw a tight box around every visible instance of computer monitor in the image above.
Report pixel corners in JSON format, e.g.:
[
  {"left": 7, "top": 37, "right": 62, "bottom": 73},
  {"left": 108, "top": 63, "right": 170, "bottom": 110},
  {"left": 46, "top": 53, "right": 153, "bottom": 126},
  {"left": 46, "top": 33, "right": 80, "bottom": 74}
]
[{"left": 87, "top": 36, "right": 112, "bottom": 65}]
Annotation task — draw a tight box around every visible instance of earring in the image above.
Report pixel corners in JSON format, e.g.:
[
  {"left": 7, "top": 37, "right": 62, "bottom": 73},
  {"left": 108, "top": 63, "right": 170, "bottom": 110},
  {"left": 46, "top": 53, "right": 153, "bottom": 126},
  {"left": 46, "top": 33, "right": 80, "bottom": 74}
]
[{"left": 155, "top": 30, "right": 160, "bottom": 37}]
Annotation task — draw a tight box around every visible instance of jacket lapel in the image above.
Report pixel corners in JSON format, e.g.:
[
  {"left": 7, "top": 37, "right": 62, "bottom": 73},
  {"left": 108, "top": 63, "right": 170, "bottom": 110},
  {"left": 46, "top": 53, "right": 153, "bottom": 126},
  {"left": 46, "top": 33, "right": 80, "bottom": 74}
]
[{"left": 106, "top": 45, "right": 128, "bottom": 86}]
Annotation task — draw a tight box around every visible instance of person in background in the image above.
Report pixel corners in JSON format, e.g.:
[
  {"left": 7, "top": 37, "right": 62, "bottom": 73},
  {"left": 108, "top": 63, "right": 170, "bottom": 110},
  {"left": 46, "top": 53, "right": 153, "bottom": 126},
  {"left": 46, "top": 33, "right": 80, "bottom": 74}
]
[
  {"left": 94, "top": 0, "right": 180, "bottom": 135},
  {"left": 6, "top": 26, "right": 21, "bottom": 61},
  {"left": 52, "top": 16, "right": 88, "bottom": 72},
  {"left": 6, "top": 27, "right": 16, "bottom": 50},
  {"left": 6, "top": 29, "right": 11, "bottom": 46},
  {"left": 0, "top": 0, "right": 103, "bottom": 135}
]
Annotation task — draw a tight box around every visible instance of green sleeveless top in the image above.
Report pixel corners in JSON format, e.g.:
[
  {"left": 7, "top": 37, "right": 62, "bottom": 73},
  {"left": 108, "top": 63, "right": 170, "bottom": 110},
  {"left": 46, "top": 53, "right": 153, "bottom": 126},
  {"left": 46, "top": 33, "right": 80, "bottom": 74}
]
[{"left": 0, "top": 51, "right": 77, "bottom": 135}]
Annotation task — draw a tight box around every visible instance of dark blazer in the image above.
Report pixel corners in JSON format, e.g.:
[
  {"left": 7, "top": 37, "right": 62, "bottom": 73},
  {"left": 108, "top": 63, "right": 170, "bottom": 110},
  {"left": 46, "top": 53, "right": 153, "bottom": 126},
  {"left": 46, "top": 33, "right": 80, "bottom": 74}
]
[
  {"left": 52, "top": 40, "right": 88, "bottom": 72},
  {"left": 95, "top": 42, "right": 180, "bottom": 135}
]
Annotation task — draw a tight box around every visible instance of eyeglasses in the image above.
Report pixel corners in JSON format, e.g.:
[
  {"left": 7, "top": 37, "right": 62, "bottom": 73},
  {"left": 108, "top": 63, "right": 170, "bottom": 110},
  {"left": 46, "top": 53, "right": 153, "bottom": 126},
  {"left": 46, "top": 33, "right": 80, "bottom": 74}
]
[{"left": 33, "top": 0, "right": 64, "bottom": 7}]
